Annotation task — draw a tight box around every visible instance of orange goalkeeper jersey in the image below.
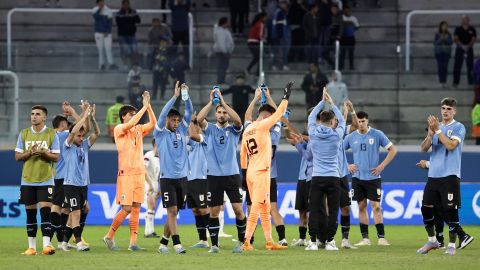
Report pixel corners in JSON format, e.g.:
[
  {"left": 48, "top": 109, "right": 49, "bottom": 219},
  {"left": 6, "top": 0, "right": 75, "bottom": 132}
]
[{"left": 241, "top": 99, "right": 288, "bottom": 172}]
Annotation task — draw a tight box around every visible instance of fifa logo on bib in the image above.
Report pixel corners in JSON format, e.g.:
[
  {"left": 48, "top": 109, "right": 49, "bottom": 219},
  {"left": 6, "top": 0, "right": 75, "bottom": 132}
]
[
  {"left": 369, "top": 138, "right": 374, "bottom": 145},
  {"left": 447, "top": 130, "right": 453, "bottom": 137},
  {"left": 448, "top": 193, "right": 453, "bottom": 201}
]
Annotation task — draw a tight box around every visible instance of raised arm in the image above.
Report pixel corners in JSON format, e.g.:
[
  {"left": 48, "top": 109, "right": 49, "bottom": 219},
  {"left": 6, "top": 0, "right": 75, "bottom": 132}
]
[
  {"left": 420, "top": 125, "right": 434, "bottom": 152},
  {"left": 156, "top": 84, "right": 179, "bottom": 129},
  {"left": 217, "top": 90, "right": 242, "bottom": 127},
  {"left": 265, "top": 87, "right": 278, "bottom": 110},
  {"left": 88, "top": 104, "right": 101, "bottom": 146},
  {"left": 67, "top": 106, "right": 90, "bottom": 146},
  {"left": 120, "top": 92, "right": 150, "bottom": 132},
  {"left": 345, "top": 100, "right": 359, "bottom": 134},
  {"left": 142, "top": 104, "right": 157, "bottom": 135},
  {"left": 183, "top": 85, "right": 193, "bottom": 125},
  {"left": 188, "top": 116, "right": 203, "bottom": 142},
  {"left": 245, "top": 88, "right": 262, "bottom": 122},
  {"left": 258, "top": 82, "right": 294, "bottom": 129},
  {"left": 324, "top": 90, "right": 345, "bottom": 136},
  {"left": 196, "top": 89, "right": 215, "bottom": 129},
  {"left": 308, "top": 100, "right": 325, "bottom": 133}
]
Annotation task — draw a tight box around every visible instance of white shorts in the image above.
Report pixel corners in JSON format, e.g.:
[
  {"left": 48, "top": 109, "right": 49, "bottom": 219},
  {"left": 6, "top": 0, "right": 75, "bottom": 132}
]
[{"left": 145, "top": 181, "right": 160, "bottom": 195}]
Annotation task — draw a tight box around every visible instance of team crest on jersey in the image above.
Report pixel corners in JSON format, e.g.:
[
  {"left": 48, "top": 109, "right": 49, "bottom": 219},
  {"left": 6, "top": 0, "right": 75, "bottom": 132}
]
[
  {"left": 447, "top": 130, "right": 452, "bottom": 137},
  {"left": 377, "top": 188, "right": 381, "bottom": 196},
  {"left": 176, "top": 133, "right": 181, "bottom": 140},
  {"left": 369, "top": 138, "right": 374, "bottom": 145},
  {"left": 48, "top": 188, "right": 53, "bottom": 195},
  {"left": 226, "top": 131, "right": 230, "bottom": 137},
  {"left": 448, "top": 193, "right": 453, "bottom": 201},
  {"left": 199, "top": 194, "right": 204, "bottom": 202}
]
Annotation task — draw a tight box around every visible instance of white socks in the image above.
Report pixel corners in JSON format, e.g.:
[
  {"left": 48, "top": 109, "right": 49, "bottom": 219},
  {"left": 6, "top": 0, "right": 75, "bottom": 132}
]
[
  {"left": 28, "top": 237, "right": 36, "bottom": 249},
  {"left": 144, "top": 210, "right": 155, "bottom": 235}
]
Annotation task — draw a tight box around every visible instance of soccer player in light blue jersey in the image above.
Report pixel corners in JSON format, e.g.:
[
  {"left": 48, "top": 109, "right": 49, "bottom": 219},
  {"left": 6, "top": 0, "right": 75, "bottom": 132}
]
[
  {"left": 186, "top": 114, "right": 213, "bottom": 251},
  {"left": 416, "top": 97, "right": 474, "bottom": 256},
  {"left": 63, "top": 104, "right": 100, "bottom": 251},
  {"left": 306, "top": 90, "right": 346, "bottom": 251},
  {"left": 243, "top": 87, "right": 288, "bottom": 246},
  {"left": 343, "top": 110, "right": 397, "bottom": 247},
  {"left": 154, "top": 82, "right": 192, "bottom": 254},
  {"left": 196, "top": 88, "right": 246, "bottom": 252}
]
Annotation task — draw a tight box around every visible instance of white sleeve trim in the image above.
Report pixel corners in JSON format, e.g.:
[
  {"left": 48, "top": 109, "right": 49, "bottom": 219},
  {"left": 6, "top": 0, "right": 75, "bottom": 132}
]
[
  {"left": 64, "top": 139, "right": 72, "bottom": 148},
  {"left": 51, "top": 149, "right": 61, "bottom": 154},
  {"left": 384, "top": 142, "right": 393, "bottom": 150},
  {"left": 15, "top": 148, "right": 24, "bottom": 153},
  {"left": 182, "top": 119, "right": 188, "bottom": 128},
  {"left": 155, "top": 124, "right": 164, "bottom": 132},
  {"left": 451, "top": 136, "right": 462, "bottom": 143},
  {"left": 233, "top": 124, "right": 243, "bottom": 132},
  {"left": 199, "top": 134, "right": 205, "bottom": 143}
]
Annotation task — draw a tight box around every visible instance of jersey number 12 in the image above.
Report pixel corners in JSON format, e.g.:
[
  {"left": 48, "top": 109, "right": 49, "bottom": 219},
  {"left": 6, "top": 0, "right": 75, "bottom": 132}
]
[{"left": 246, "top": 138, "right": 258, "bottom": 155}]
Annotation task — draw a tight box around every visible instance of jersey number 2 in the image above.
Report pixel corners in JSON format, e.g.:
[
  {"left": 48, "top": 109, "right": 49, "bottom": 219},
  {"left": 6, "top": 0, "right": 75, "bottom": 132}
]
[{"left": 246, "top": 138, "right": 258, "bottom": 155}]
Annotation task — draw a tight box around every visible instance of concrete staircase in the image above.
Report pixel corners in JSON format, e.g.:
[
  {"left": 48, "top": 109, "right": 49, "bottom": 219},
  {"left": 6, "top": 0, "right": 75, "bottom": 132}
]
[{"left": 0, "top": 0, "right": 479, "bottom": 145}]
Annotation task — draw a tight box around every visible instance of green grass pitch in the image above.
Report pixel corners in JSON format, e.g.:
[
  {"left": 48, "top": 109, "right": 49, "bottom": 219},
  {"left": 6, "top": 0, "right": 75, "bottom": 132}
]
[{"left": 1, "top": 225, "right": 478, "bottom": 270}]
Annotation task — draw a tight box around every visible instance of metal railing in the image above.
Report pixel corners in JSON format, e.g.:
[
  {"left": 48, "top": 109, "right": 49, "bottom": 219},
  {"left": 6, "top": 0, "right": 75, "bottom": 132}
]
[
  {"left": 6, "top": 8, "right": 194, "bottom": 68},
  {"left": 405, "top": 9, "right": 480, "bottom": 71},
  {"left": 0, "top": 71, "right": 19, "bottom": 138}
]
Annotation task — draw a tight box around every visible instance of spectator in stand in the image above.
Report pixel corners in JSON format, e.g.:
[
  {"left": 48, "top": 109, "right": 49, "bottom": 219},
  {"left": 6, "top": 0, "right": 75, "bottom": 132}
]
[
  {"left": 288, "top": 0, "right": 308, "bottom": 62},
  {"left": 301, "top": 63, "right": 328, "bottom": 109},
  {"left": 222, "top": 74, "right": 255, "bottom": 123},
  {"left": 127, "top": 63, "right": 141, "bottom": 89},
  {"left": 271, "top": 0, "right": 292, "bottom": 71},
  {"left": 265, "top": 0, "right": 278, "bottom": 46},
  {"left": 213, "top": 17, "right": 235, "bottom": 84},
  {"left": 105, "top": 96, "right": 125, "bottom": 142},
  {"left": 115, "top": 0, "right": 141, "bottom": 67},
  {"left": 340, "top": 6, "right": 359, "bottom": 70},
  {"left": 453, "top": 16, "right": 477, "bottom": 87},
  {"left": 328, "top": 4, "right": 343, "bottom": 66},
  {"left": 317, "top": 0, "right": 333, "bottom": 67},
  {"left": 472, "top": 97, "right": 480, "bottom": 145},
  {"left": 228, "top": 0, "right": 249, "bottom": 36},
  {"left": 171, "top": 53, "right": 188, "bottom": 85},
  {"left": 170, "top": 0, "right": 191, "bottom": 60},
  {"left": 247, "top": 12, "right": 267, "bottom": 76},
  {"left": 152, "top": 38, "right": 171, "bottom": 100},
  {"left": 148, "top": 17, "right": 172, "bottom": 50},
  {"left": 92, "top": 0, "right": 117, "bottom": 70},
  {"left": 434, "top": 21, "right": 453, "bottom": 88},
  {"left": 326, "top": 70, "right": 348, "bottom": 110},
  {"left": 303, "top": 4, "right": 319, "bottom": 64}
]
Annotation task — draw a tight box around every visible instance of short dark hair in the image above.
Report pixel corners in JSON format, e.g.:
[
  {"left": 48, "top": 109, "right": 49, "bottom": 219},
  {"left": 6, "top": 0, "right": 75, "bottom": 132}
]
[
  {"left": 167, "top": 109, "right": 181, "bottom": 118},
  {"left": 441, "top": 97, "right": 457, "bottom": 107},
  {"left": 218, "top": 17, "right": 228, "bottom": 26},
  {"left": 258, "top": 104, "right": 276, "bottom": 115},
  {"left": 119, "top": 105, "right": 138, "bottom": 123},
  {"left": 31, "top": 105, "right": 48, "bottom": 115},
  {"left": 215, "top": 103, "right": 231, "bottom": 111},
  {"left": 116, "top": 96, "right": 125, "bottom": 103},
  {"left": 52, "top": 115, "right": 68, "bottom": 128},
  {"left": 319, "top": 110, "right": 335, "bottom": 123},
  {"left": 68, "top": 124, "right": 85, "bottom": 134},
  {"left": 356, "top": 111, "right": 369, "bottom": 119}
]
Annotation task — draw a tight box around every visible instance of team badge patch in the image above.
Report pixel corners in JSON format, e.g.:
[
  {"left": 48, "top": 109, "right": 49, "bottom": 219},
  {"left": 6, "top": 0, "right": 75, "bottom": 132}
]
[
  {"left": 369, "top": 138, "right": 374, "bottom": 145},
  {"left": 226, "top": 131, "right": 230, "bottom": 137},
  {"left": 176, "top": 133, "right": 181, "bottom": 140},
  {"left": 349, "top": 189, "right": 354, "bottom": 198},
  {"left": 377, "top": 188, "right": 381, "bottom": 196},
  {"left": 48, "top": 187, "right": 53, "bottom": 195},
  {"left": 447, "top": 130, "right": 452, "bottom": 137},
  {"left": 448, "top": 193, "right": 453, "bottom": 201},
  {"left": 199, "top": 194, "right": 204, "bottom": 202}
]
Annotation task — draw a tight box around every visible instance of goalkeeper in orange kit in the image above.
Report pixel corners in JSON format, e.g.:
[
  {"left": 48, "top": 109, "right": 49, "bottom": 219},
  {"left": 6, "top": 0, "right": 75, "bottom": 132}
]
[{"left": 235, "top": 81, "right": 294, "bottom": 252}]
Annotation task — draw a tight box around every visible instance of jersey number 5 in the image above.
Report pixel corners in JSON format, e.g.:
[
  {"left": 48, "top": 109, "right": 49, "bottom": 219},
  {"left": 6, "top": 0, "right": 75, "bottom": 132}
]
[{"left": 246, "top": 138, "right": 258, "bottom": 155}]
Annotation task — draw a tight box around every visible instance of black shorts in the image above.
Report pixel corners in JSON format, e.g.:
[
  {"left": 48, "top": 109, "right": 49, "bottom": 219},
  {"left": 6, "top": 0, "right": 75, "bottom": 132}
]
[
  {"left": 352, "top": 178, "right": 382, "bottom": 202},
  {"left": 245, "top": 178, "right": 278, "bottom": 206},
  {"left": 52, "top": 179, "right": 65, "bottom": 207},
  {"left": 339, "top": 176, "right": 352, "bottom": 208},
  {"left": 160, "top": 178, "right": 187, "bottom": 209},
  {"left": 423, "top": 175, "right": 461, "bottom": 209},
  {"left": 207, "top": 175, "right": 243, "bottom": 207},
  {"left": 295, "top": 180, "right": 311, "bottom": 211},
  {"left": 19, "top": 185, "right": 53, "bottom": 205},
  {"left": 186, "top": 180, "right": 210, "bottom": 209},
  {"left": 64, "top": 185, "right": 88, "bottom": 211}
]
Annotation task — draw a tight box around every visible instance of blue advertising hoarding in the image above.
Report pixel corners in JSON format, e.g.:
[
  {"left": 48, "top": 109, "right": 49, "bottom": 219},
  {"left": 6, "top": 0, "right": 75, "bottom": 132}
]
[{"left": 1, "top": 183, "right": 479, "bottom": 226}]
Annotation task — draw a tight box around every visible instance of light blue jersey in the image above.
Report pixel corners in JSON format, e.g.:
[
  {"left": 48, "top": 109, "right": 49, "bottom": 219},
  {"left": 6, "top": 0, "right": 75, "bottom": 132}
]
[
  {"left": 203, "top": 122, "right": 243, "bottom": 176},
  {"left": 344, "top": 127, "right": 393, "bottom": 180},
  {"left": 338, "top": 138, "right": 349, "bottom": 178},
  {"left": 63, "top": 139, "right": 91, "bottom": 186},
  {"left": 187, "top": 135, "right": 208, "bottom": 181},
  {"left": 307, "top": 101, "right": 346, "bottom": 178},
  {"left": 295, "top": 141, "right": 314, "bottom": 181},
  {"left": 154, "top": 97, "right": 192, "bottom": 179},
  {"left": 245, "top": 121, "right": 281, "bottom": 178},
  {"left": 55, "top": 130, "right": 69, "bottom": 180},
  {"left": 428, "top": 120, "right": 465, "bottom": 178}
]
